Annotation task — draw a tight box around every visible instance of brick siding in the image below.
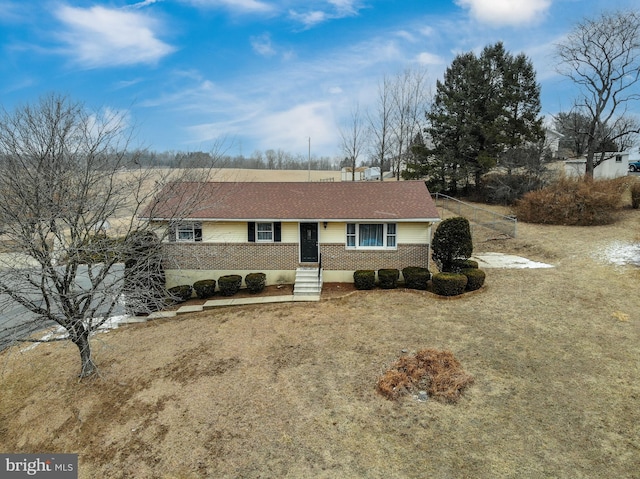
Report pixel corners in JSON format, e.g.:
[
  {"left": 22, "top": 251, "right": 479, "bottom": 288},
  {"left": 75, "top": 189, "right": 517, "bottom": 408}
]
[{"left": 163, "top": 242, "right": 429, "bottom": 272}]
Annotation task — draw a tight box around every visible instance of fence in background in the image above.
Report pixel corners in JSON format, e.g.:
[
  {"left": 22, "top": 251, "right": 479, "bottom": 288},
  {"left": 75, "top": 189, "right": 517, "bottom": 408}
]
[{"left": 432, "top": 193, "right": 517, "bottom": 238}]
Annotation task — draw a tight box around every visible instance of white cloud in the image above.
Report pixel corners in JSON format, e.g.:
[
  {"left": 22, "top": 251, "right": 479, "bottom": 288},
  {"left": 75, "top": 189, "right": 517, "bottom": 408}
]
[
  {"left": 55, "top": 5, "right": 175, "bottom": 68},
  {"left": 251, "top": 33, "right": 277, "bottom": 57},
  {"left": 256, "top": 102, "right": 337, "bottom": 153},
  {"left": 289, "top": 0, "right": 363, "bottom": 28},
  {"left": 181, "top": 0, "right": 273, "bottom": 14},
  {"left": 289, "top": 9, "right": 328, "bottom": 28},
  {"left": 455, "top": 0, "right": 551, "bottom": 26},
  {"left": 415, "top": 52, "right": 445, "bottom": 66}
]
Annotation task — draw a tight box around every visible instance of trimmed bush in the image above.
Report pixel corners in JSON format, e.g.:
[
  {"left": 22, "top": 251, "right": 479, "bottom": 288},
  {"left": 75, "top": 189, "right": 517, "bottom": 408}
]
[
  {"left": 431, "top": 217, "right": 473, "bottom": 273},
  {"left": 462, "top": 268, "right": 486, "bottom": 291},
  {"left": 245, "top": 272, "right": 266, "bottom": 294},
  {"left": 378, "top": 269, "right": 400, "bottom": 289},
  {"left": 353, "top": 270, "right": 376, "bottom": 290},
  {"left": 168, "top": 284, "right": 193, "bottom": 303},
  {"left": 402, "top": 266, "right": 431, "bottom": 290},
  {"left": 193, "top": 279, "right": 216, "bottom": 299},
  {"left": 218, "top": 274, "right": 242, "bottom": 296},
  {"left": 450, "top": 259, "right": 479, "bottom": 273},
  {"left": 432, "top": 272, "right": 468, "bottom": 297},
  {"left": 631, "top": 181, "right": 640, "bottom": 209}
]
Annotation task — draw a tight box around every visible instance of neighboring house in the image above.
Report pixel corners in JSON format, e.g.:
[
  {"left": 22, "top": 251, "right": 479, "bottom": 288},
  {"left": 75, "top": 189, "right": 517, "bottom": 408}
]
[
  {"left": 140, "top": 181, "right": 440, "bottom": 288},
  {"left": 564, "top": 152, "right": 630, "bottom": 179},
  {"left": 544, "top": 128, "right": 564, "bottom": 158}
]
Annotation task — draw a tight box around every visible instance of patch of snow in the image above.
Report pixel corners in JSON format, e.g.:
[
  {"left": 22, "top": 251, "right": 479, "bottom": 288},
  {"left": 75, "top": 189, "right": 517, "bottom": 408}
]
[
  {"left": 472, "top": 253, "right": 554, "bottom": 269},
  {"left": 594, "top": 241, "right": 640, "bottom": 267}
]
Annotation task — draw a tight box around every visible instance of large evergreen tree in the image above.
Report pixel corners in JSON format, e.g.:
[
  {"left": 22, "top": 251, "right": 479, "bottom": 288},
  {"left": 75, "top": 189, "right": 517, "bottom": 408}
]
[{"left": 424, "top": 42, "right": 543, "bottom": 192}]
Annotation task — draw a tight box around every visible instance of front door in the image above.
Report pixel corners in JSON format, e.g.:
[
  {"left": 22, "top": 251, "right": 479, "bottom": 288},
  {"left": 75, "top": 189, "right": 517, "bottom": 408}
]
[{"left": 300, "top": 223, "right": 319, "bottom": 263}]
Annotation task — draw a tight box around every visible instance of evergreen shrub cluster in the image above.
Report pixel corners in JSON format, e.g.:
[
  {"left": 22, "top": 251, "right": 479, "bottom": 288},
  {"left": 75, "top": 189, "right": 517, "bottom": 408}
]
[
  {"left": 245, "top": 272, "right": 266, "bottom": 294},
  {"left": 353, "top": 270, "right": 376, "bottom": 290},
  {"left": 193, "top": 279, "right": 216, "bottom": 299},
  {"left": 218, "top": 274, "right": 243, "bottom": 296}
]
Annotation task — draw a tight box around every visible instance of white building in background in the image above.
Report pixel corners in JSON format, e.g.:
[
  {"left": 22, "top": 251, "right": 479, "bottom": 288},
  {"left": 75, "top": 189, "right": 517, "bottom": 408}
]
[
  {"left": 564, "top": 152, "right": 630, "bottom": 179},
  {"left": 341, "top": 166, "right": 381, "bottom": 181}
]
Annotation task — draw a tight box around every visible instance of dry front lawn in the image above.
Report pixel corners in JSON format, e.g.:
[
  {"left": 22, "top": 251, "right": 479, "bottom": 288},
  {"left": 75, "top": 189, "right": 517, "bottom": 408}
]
[{"left": 1, "top": 209, "right": 639, "bottom": 478}]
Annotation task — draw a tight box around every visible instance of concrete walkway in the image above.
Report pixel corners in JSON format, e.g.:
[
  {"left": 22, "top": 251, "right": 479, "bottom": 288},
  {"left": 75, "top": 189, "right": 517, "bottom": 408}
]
[{"left": 145, "top": 294, "right": 320, "bottom": 320}]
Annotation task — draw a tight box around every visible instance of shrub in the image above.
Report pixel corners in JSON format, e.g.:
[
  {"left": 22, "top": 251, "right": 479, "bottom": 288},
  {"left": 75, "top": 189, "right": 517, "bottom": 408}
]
[
  {"left": 431, "top": 217, "right": 473, "bottom": 272},
  {"left": 245, "top": 273, "right": 266, "bottom": 294},
  {"left": 353, "top": 270, "right": 376, "bottom": 290},
  {"left": 450, "top": 259, "right": 479, "bottom": 273},
  {"left": 402, "top": 266, "right": 431, "bottom": 290},
  {"left": 193, "top": 279, "right": 216, "bottom": 299},
  {"left": 515, "top": 176, "right": 627, "bottom": 226},
  {"left": 378, "top": 269, "right": 399, "bottom": 289},
  {"left": 218, "top": 274, "right": 242, "bottom": 296},
  {"left": 432, "top": 272, "right": 468, "bottom": 297},
  {"left": 168, "top": 284, "right": 193, "bottom": 303},
  {"left": 462, "top": 268, "right": 486, "bottom": 291},
  {"left": 631, "top": 181, "right": 640, "bottom": 209}
]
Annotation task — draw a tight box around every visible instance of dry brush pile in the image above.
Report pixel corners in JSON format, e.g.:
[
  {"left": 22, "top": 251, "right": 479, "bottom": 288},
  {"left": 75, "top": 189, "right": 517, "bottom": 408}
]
[{"left": 376, "top": 348, "right": 474, "bottom": 403}]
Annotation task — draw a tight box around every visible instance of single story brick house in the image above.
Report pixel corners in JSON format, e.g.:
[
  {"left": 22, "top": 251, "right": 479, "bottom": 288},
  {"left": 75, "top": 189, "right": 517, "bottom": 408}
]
[{"left": 140, "top": 181, "right": 440, "bottom": 289}]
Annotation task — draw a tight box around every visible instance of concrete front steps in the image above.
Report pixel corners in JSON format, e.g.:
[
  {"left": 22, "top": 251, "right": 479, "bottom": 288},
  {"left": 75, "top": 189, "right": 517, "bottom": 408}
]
[{"left": 293, "top": 266, "right": 323, "bottom": 300}]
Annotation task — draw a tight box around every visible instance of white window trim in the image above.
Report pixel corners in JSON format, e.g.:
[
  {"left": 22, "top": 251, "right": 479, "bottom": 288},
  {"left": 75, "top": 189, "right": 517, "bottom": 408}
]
[
  {"left": 256, "top": 222, "right": 274, "bottom": 242},
  {"left": 345, "top": 222, "right": 397, "bottom": 250},
  {"left": 171, "top": 222, "right": 202, "bottom": 242}
]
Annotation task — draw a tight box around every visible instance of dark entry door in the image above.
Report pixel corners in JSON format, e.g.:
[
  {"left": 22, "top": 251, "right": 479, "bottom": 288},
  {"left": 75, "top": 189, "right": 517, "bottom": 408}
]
[{"left": 300, "top": 223, "right": 319, "bottom": 262}]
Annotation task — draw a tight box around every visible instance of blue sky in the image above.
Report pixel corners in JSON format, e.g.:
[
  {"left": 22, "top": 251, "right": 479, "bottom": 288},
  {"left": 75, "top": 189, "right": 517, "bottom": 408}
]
[{"left": 1, "top": 0, "right": 637, "bottom": 159}]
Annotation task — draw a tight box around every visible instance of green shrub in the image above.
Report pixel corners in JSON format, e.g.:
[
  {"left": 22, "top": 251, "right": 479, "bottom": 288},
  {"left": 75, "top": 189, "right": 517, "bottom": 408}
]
[
  {"left": 450, "top": 259, "right": 479, "bottom": 273},
  {"left": 432, "top": 217, "right": 473, "bottom": 273},
  {"left": 462, "top": 268, "right": 486, "bottom": 291},
  {"left": 378, "top": 269, "right": 400, "bottom": 289},
  {"left": 353, "top": 270, "right": 376, "bottom": 290},
  {"left": 168, "top": 284, "right": 193, "bottom": 303},
  {"left": 631, "top": 181, "right": 640, "bottom": 209},
  {"left": 432, "top": 273, "right": 468, "bottom": 297},
  {"left": 245, "top": 273, "right": 266, "bottom": 294},
  {"left": 402, "top": 266, "right": 431, "bottom": 290},
  {"left": 218, "top": 274, "right": 242, "bottom": 296},
  {"left": 193, "top": 279, "right": 216, "bottom": 299},
  {"left": 515, "top": 176, "right": 627, "bottom": 225}
]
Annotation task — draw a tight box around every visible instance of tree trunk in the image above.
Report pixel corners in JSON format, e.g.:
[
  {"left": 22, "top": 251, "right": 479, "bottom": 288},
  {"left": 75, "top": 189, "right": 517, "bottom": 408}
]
[{"left": 71, "top": 324, "right": 97, "bottom": 378}]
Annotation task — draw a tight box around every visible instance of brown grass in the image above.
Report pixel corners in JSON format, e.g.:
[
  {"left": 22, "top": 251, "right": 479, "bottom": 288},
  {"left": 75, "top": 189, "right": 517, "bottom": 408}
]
[{"left": 1, "top": 205, "right": 640, "bottom": 478}]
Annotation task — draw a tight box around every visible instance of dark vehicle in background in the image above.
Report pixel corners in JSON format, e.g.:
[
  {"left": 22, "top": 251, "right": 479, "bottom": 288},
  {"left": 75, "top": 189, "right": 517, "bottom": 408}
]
[{"left": 629, "top": 160, "right": 640, "bottom": 172}]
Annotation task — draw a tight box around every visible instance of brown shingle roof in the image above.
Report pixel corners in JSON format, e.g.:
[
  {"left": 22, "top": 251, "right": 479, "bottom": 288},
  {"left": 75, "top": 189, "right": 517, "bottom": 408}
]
[{"left": 141, "top": 181, "right": 440, "bottom": 221}]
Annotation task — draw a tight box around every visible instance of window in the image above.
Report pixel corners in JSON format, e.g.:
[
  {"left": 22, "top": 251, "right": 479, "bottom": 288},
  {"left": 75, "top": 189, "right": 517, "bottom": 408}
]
[
  {"left": 346, "top": 223, "right": 397, "bottom": 249},
  {"left": 169, "top": 222, "right": 202, "bottom": 242},
  {"left": 248, "top": 222, "right": 281, "bottom": 242},
  {"left": 257, "top": 222, "right": 273, "bottom": 242},
  {"left": 616, "top": 155, "right": 623, "bottom": 163}
]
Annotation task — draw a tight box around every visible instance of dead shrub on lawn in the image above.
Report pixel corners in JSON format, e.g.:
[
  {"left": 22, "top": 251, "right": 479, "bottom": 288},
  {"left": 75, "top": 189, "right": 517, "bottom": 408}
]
[
  {"left": 377, "top": 349, "right": 474, "bottom": 403},
  {"left": 515, "top": 176, "right": 629, "bottom": 226}
]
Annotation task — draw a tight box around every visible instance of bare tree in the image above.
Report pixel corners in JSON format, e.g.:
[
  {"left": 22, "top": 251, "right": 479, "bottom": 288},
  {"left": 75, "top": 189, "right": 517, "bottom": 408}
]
[
  {"left": 389, "top": 68, "right": 430, "bottom": 180},
  {"left": 368, "top": 76, "right": 394, "bottom": 181},
  {"left": 556, "top": 10, "right": 640, "bottom": 177},
  {"left": 339, "top": 103, "right": 368, "bottom": 181},
  {"left": 0, "top": 94, "right": 219, "bottom": 377}
]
